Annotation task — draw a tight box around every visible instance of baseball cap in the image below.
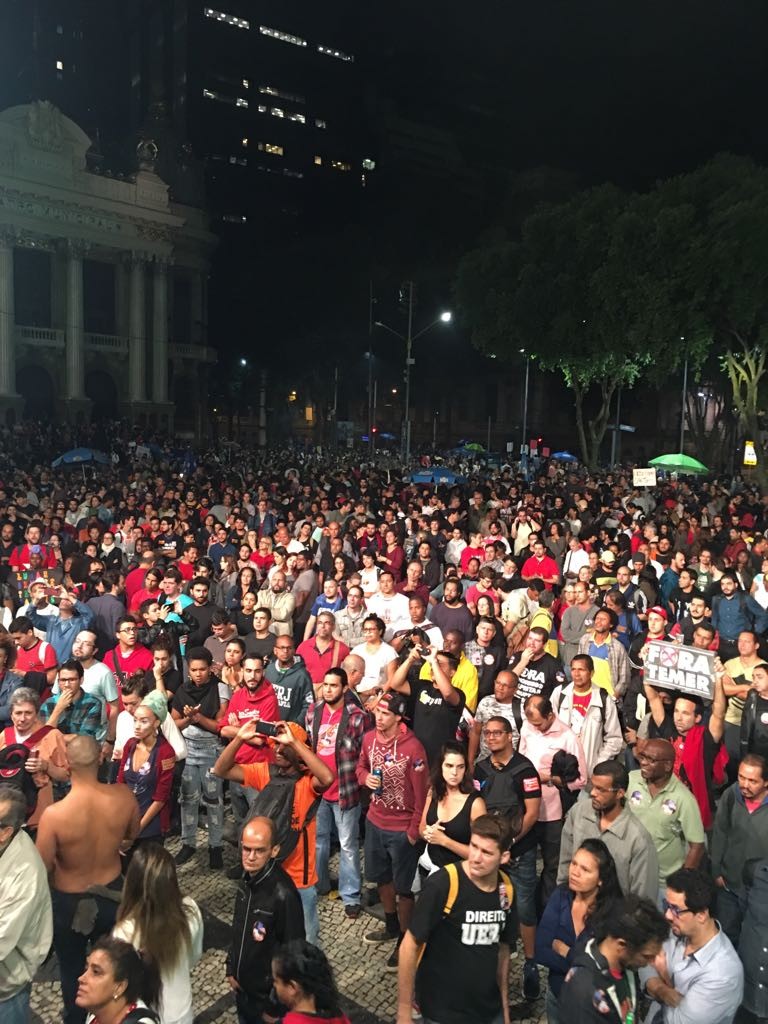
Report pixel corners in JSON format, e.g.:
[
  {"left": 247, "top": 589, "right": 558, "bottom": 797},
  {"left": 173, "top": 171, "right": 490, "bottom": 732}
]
[
  {"left": 29, "top": 577, "right": 48, "bottom": 588},
  {"left": 648, "top": 605, "right": 668, "bottom": 621},
  {"left": 600, "top": 551, "right": 616, "bottom": 565},
  {"left": 632, "top": 553, "right": 646, "bottom": 565},
  {"left": 377, "top": 692, "right": 408, "bottom": 718}
]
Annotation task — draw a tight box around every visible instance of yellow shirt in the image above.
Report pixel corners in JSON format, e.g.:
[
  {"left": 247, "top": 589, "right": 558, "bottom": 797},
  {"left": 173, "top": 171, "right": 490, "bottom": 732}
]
[{"left": 419, "top": 652, "right": 479, "bottom": 712}]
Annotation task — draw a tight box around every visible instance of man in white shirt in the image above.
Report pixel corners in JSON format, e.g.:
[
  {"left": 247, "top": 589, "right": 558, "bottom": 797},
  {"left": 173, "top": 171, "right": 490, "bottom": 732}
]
[{"left": 366, "top": 570, "right": 410, "bottom": 640}]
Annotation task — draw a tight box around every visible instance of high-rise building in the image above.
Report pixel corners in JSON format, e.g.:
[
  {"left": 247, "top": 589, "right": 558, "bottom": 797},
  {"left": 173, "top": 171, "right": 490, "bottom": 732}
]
[{"left": 125, "top": 0, "right": 372, "bottom": 238}]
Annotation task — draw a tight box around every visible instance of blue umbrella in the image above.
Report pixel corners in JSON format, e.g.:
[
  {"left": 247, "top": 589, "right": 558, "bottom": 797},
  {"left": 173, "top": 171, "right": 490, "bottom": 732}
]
[
  {"left": 410, "top": 471, "right": 435, "bottom": 484},
  {"left": 52, "top": 447, "right": 110, "bottom": 468},
  {"left": 551, "top": 451, "right": 578, "bottom": 463}
]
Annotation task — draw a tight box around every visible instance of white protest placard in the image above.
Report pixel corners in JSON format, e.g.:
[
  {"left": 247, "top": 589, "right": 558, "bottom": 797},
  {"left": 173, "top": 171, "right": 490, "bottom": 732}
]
[
  {"left": 633, "top": 468, "right": 657, "bottom": 487},
  {"left": 644, "top": 640, "right": 715, "bottom": 700}
]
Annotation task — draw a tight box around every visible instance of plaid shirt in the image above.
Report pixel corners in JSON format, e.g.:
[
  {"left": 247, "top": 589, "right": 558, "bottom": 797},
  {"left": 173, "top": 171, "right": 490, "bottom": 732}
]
[
  {"left": 306, "top": 695, "right": 369, "bottom": 811},
  {"left": 39, "top": 690, "right": 103, "bottom": 739}
]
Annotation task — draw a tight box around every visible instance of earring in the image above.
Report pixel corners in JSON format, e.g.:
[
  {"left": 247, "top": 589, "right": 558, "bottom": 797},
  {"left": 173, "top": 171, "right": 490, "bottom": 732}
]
[{"left": 113, "top": 992, "right": 120, "bottom": 1001}]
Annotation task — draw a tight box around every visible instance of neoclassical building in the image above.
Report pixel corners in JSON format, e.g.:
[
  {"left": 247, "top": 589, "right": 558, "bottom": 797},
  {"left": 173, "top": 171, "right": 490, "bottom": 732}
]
[{"left": 0, "top": 101, "right": 216, "bottom": 433}]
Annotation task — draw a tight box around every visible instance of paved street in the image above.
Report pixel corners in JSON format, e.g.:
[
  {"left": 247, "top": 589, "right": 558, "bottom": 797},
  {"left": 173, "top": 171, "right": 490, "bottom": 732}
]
[{"left": 30, "top": 829, "right": 548, "bottom": 1024}]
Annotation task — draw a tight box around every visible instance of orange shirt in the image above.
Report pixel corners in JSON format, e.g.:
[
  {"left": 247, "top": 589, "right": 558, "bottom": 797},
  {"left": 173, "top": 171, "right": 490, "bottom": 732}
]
[
  {"left": 241, "top": 762, "right": 319, "bottom": 889},
  {"left": 1, "top": 724, "right": 68, "bottom": 827}
]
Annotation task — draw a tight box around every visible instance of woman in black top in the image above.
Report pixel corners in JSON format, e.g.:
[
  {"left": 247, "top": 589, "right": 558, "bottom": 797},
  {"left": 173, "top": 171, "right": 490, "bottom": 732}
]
[{"left": 419, "top": 741, "right": 486, "bottom": 870}]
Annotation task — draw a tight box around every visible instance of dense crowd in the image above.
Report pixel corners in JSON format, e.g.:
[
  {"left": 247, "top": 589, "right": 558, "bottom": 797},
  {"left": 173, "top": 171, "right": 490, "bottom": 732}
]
[{"left": 1, "top": 433, "right": 767, "bottom": 1024}]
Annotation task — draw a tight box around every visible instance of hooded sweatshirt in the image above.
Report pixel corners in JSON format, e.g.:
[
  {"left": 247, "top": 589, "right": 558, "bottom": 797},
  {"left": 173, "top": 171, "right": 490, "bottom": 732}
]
[{"left": 355, "top": 722, "right": 429, "bottom": 841}]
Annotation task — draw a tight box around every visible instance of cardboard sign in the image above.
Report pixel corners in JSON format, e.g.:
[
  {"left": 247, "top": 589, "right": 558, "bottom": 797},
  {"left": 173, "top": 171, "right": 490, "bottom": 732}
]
[
  {"left": 644, "top": 640, "right": 715, "bottom": 699},
  {"left": 744, "top": 441, "right": 757, "bottom": 467},
  {"left": 633, "top": 468, "right": 657, "bottom": 487}
]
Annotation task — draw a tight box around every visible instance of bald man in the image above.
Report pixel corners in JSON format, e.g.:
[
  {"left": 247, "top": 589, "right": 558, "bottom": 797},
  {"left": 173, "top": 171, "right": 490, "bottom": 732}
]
[
  {"left": 626, "top": 738, "right": 706, "bottom": 897},
  {"left": 36, "top": 735, "right": 140, "bottom": 1024},
  {"left": 227, "top": 816, "right": 305, "bottom": 1023},
  {"left": 341, "top": 652, "right": 367, "bottom": 705}
]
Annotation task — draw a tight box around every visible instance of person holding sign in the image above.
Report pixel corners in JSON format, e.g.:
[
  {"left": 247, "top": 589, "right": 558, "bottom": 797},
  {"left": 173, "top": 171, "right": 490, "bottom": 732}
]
[{"left": 643, "top": 668, "right": 727, "bottom": 830}]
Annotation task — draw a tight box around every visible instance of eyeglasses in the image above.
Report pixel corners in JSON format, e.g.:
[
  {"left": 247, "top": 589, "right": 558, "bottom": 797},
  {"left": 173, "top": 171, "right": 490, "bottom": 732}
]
[
  {"left": 662, "top": 899, "right": 694, "bottom": 919},
  {"left": 636, "top": 753, "right": 670, "bottom": 764},
  {"left": 483, "top": 729, "right": 507, "bottom": 737}
]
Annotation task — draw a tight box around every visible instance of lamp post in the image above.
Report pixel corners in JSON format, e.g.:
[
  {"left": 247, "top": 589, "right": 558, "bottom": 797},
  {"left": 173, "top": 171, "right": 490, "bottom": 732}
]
[
  {"left": 680, "top": 338, "right": 688, "bottom": 454},
  {"left": 375, "top": 286, "right": 451, "bottom": 464},
  {"left": 520, "top": 348, "right": 530, "bottom": 453}
]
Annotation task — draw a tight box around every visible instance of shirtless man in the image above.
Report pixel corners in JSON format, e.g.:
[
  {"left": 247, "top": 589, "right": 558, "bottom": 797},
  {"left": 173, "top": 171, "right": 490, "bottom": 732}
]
[{"left": 36, "top": 735, "right": 140, "bottom": 1024}]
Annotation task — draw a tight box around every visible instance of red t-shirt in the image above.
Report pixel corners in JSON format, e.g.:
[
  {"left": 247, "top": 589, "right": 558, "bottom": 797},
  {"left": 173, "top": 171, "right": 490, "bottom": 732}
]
[
  {"left": 571, "top": 690, "right": 592, "bottom": 720},
  {"left": 521, "top": 554, "right": 560, "bottom": 588},
  {"left": 175, "top": 560, "right": 196, "bottom": 582},
  {"left": 9, "top": 544, "right": 57, "bottom": 570},
  {"left": 296, "top": 637, "right": 350, "bottom": 686},
  {"left": 315, "top": 703, "right": 342, "bottom": 802},
  {"left": 220, "top": 683, "right": 279, "bottom": 764},
  {"left": 124, "top": 566, "right": 147, "bottom": 604},
  {"left": 103, "top": 645, "right": 154, "bottom": 687},
  {"left": 15, "top": 639, "right": 57, "bottom": 675}
]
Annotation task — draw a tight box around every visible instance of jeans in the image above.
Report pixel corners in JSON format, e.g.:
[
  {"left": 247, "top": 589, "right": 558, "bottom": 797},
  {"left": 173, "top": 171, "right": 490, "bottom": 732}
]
[
  {"left": 507, "top": 846, "right": 537, "bottom": 926},
  {"left": 0, "top": 985, "right": 31, "bottom": 1024},
  {"left": 315, "top": 799, "right": 361, "bottom": 906},
  {"left": 546, "top": 986, "right": 561, "bottom": 1024},
  {"left": 52, "top": 878, "right": 122, "bottom": 1024},
  {"left": 180, "top": 758, "right": 224, "bottom": 848},
  {"left": 229, "top": 779, "right": 258, "bottom": 827},
  {"left": 536, "top": 819, "right": 563, "bottom": 906},
  {"left": 299, "top": 884, "right": 320, "bottom": 945}
]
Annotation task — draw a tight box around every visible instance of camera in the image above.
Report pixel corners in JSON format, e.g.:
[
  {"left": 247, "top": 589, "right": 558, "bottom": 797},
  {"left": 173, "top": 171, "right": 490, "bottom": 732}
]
[
  {"left": 255, "top": 721, "right": 280, "bottom": 738},
  {"left": 402, "top": 628, "right": 430, "bottom": 655}
]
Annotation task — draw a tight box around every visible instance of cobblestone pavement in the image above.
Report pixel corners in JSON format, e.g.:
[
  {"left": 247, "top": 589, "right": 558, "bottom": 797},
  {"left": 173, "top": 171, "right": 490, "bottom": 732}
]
[{"left": 30, "top": 829, "right": 548, "bottom": 1024}]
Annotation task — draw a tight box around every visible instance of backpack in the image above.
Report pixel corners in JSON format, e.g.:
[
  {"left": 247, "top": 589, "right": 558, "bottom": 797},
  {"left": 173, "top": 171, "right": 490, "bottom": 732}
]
[
  {"left": 121, "top": 1008, "right": 161, "bottom": 1024},
  {"left": 476, "top": 759, "right": 531, "bottom": 836},
  {"left": 245, "top": 766, "right": 320, "bottom": 885},
  {"left": 0, "top": 738, "right": 42, "bottom": 818},
  {"left": 552, "top": 687, "right": 607, "bottom": 727},
  {"left": 442, "top": 861, "right": 514, "bottom": 917}
]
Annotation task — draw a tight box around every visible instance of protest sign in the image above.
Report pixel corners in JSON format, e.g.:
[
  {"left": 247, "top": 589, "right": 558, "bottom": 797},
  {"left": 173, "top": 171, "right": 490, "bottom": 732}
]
[
  {"left": 644, "top": 640, "right": 715, "bottom": 700},
  {"left": 633, "top": 468, "right": 657, "bottom": 487}
]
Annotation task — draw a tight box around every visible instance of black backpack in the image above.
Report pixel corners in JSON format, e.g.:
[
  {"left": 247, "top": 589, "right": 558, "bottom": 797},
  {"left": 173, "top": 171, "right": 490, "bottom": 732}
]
[
  {"left": 122, "top": 1009, "right": 161, "bottom": 1024},
  {"left": 245, "top": 767, "right": 320, "bottom": 884},
  {"left": 476, "top": 759, "right": 530, "bottom": 837},
  {"left": 0, "top": 742, "right": 39, "bottom": 819}
]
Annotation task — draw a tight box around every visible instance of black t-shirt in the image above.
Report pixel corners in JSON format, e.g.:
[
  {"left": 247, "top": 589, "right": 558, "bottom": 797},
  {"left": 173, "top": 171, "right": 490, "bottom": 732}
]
[
  {"left": 508, "top": 651, "right": 566, "bottom": 702},
  {"left": 473, "top": 752, "right": 541, "bottom": 856},
  {"left": 411, "top": 679, "right": 466, "bottom": 767},
  {"left": 465, "top": 642, "right": 507, "bottom": 701},
  {"left": 746, "top": 694, "right": 768, "bottom": 760},
  {"left": 185, "top": 602, "right": 217, "bottom": 647},
  {"left": 143, "top": 667, "right": 182, "bottom": 698},
  {"left": 245, "top": 633, "right": 276, "bottom": 661},
  {"left": 411, "top": 864, "right": 519, "bottom": 1024}
]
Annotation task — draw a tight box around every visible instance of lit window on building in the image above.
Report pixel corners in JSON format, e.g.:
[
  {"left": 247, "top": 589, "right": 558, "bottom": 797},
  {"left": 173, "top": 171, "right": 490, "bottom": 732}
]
[
  {"left": 331, "top": 160, "right": 351, "bottom": 172},
  {"left": 242, "top": 137, "right": 248, "bottom": 147},
  {"left": 56, "top": 24, "right": 64, "bottom": 34},
  {"left": 259, "top": 25, "right": 307, "bottom": 47},
  {"left": 204, "top": 7, "right": 249, "bottom": 29},
  {"left": 202, "top": 88, "right": 248, "bottom": 108},
  {"left": 259, "top": 85, "right": 306, "bottom": 104},
  {"left": 314, "top": 155, "right": 322, "bottom": 165},
  {"left": 315, "top": 118, "right": 327, "bottom": 130},
  {"left": 277, "top": 110, "right": 306, "bottom": 124},
  {"left": 56, "top": 60, "right": 64, "bottom": 70},
  {"left": 317, "top": 44, "right": 354, "bottom": 62},
  {"left": 362, "top": 158, "right": 376, "bottom": 170},
  {"left": 242, "top": 78, "right": 249, "bottom": 88},
  {"left": 283, "top": 168, "right": 304, "bottom": 179},
  {"left": 361, "top": 173, "right": 366, "bottom": 187},
  {"left": 222, "top": 214, "right": 248, "bottom": 223},
  {"left": 258, "top": 104, "right": 267, "bottom": 113},
  {"left": 258, "top": 142, "right": 284, "bottom": 156}
]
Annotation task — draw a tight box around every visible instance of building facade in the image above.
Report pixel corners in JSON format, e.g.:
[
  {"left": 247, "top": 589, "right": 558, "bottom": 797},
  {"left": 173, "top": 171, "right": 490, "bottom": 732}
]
[{"left": 0, "top": 101, "right": 216, "bottom": 432}]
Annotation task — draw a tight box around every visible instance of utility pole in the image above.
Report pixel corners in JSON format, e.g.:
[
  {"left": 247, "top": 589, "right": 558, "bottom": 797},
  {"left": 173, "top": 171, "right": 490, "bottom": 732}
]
[
  {"left": 403, "top": 280, "right": 414, "bottom": 464},
  {"left": 367, "top": 280, "right": 374, "bottom": 454},
  {"left": 680, "top": 356, "right": 689, "bottom": 453}
]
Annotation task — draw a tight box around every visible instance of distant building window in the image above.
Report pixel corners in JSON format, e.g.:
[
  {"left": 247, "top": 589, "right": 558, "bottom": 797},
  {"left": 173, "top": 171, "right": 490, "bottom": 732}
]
[
  {"left": 317, "top": 44, "right": 354, "bottom": 62},
  {"left": 258, "top": 142, "right": 284, "bottom": 156},
  {"left": 283, "top": 168, "right": 304, "bottom": 179},
  {"left": 242, "top": 137, "right": 248, "bottom": 147},
  {"left": 314, "top": 118, "right": 327, "bottom": 130},
  {"left": 274, "top": 109, "right": 305, "bottom": 124},
  {"left": 204, "top": 7, "right": 249, "bottom": 29},
  {"left": 202, "top": 88, "right": 248, "bottom": 108},
  {"left": 259, "top": 25, "right": 307, "bottom": 47},
  {"left": 259, "top": 85, "right": 305, "bottom": 104},
  {"left": 257, "top": 104, "right": 267, "bottom": 113},
  {"left": 56, "top": 24, "right": 64, "bottom": 34},
  {"left": 56, "top": 60, "right": 64, "bottom": 70},
  {"left": 242, "top": 78, "right": 249, "bottom": 88},
  {"left": 362, "top": 158, "right": 376, "bottom": 170},
  {"left": 222, "top": 214, "right": 247, "bottom": 223},
  {"left": 314, "top": 155, "right": 322, "bottom": 165},
  {"left": 331, "top": 160, "right": 351, "bottom": 172}
]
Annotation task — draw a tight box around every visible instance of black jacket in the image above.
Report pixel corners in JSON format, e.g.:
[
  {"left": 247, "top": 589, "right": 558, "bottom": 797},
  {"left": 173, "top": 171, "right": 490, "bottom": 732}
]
[
  {"left": 559, "top": 938, "right": 638, "bottom": 1024},
  {"left": 226, "top": 859, "right": 305, "bottom": 1003},
  {"left": 740, "top": 689, "right": 768, "bottom": 759}
]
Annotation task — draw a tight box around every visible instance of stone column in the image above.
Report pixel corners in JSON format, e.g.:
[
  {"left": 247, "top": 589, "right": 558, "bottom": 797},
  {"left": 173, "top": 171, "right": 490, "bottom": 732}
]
[
  {"left": 128, "top": 255, "right": 146, "bottom": 403},
  {"left": 0, "top": 232, "right": 18, "bottom": 397},
  {"left": 190, "top": 270, "right": 204, "bottom": 345},
  {"left": 152, "top": 259, "right": 169, "bottom": 403},
  {"left": 65, "top": 241, "right": 87, "bottom": 400}
]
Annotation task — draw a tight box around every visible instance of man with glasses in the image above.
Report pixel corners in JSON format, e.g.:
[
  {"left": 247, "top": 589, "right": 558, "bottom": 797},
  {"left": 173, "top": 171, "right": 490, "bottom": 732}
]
[
  {"left": 0, "top": 785, "right": 53, "bottom": 1023},
  {"left": 644, "top": 869, "right": 743, "bottom": 1024},
  {"left": 626, "top": 739, "right": 705, "bottom": 900},
  {"left": 557, "top": 760, "right": 658, "bottom": 900},
  {"left": 474, "top": 715, "right": 542, "bottom": 1000},
  {"left": 102, "top": 615, "right": 153, "bottom": 691},
  {"left": 264, "top": 635, "right": 314, "bottom": 724},
  {"left": 468, "top": 669, "right": 521, "bottom": 768}
]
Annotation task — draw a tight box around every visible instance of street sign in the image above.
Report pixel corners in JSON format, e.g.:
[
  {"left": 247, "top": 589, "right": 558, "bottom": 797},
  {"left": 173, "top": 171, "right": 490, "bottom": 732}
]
[
  {"left": 744, "top": 440, "right": 757, "bottom": 466},
  {"left": 619, "top": 424, "right": 636, "bottom": 433},
  {"left": 632, "top": 468, "right": 657, "bottom": 487}
]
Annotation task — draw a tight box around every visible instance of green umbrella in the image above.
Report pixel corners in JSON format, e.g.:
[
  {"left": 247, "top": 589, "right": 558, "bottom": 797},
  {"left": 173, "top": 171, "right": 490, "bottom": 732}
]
[
  {"left": 649, "top": 453, "right": 709, "bottom": 475},
  {"left": 464, "top": 442, "right": 486, "bottom": 452}
]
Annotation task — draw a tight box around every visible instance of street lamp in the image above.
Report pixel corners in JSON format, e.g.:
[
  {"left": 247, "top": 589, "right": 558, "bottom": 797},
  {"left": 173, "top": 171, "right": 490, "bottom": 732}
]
[
  {"left": 239, "top": 358, "right": 247, "bottom": 367},
  {"left": 375, "top": 283, "right": 452, "bottom": 463},
  {"left": 520, "top": 348, "right": 530, "bottom": 458}
]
